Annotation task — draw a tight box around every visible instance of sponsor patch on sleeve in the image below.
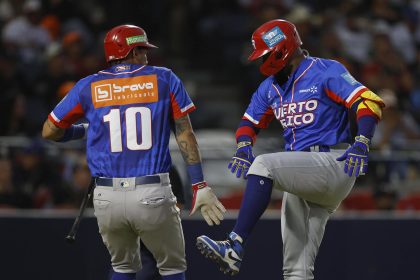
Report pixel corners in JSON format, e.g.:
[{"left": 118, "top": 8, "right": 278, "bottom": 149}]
[
  {"left": 341, "top": 72, "right": 357, "bottom": 85},
  {"left": 262, "top": 26, "right": 286, "bottom": 48},
  {"left": 91, "top": 75, "right": 158, "bottom": 108}
]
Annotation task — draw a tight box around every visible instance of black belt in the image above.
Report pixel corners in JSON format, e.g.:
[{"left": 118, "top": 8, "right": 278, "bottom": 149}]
[
  {"left": 302, "top": 145, "right": 332, "bottom": 152},
  {"left": 301, "top": 143, "right": 350, "bottom": 152},
  {"left": 96, "top": 175, "right": 161, "bottom": 187}
]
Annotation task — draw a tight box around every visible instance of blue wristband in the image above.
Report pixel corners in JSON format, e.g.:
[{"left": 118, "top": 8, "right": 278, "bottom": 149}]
[
  {"left": 357, "top": 115, "right": 377, "bottom": 140},
  {"left": 237, "top": 135, "right": 253, "bottom": 143},
  {"left": 58, "top": 124, "right": 87, "bottom": 142},
  {"left": 187, "top": 163, "right": 204, "bottom": 184}
]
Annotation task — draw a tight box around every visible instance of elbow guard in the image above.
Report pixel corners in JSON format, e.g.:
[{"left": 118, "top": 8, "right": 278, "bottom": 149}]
[{"left": 352, "top": 90, "right": 385, "bottom": 120}]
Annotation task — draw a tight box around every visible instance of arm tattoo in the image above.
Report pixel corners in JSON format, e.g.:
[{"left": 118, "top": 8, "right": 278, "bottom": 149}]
[
  {"left": 175, "top": 115, "right": 189, "bottom": 137},
  {"left": 175, "top": 116, "right": 201, "bottom": 165},
  {"left": 43, "top": 119, "right": 65, "bottom": 140},
  {"left": 47, "top": 120, "right": 60, "bottom": 131}
]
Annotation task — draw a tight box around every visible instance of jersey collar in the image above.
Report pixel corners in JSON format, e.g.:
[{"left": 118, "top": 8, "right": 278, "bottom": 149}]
[
  {"left": 99, "top": 64, "right": 146, "bottom": 75},
  {"left": 276, "top": 56, "right": 315, "bottom": 91}
]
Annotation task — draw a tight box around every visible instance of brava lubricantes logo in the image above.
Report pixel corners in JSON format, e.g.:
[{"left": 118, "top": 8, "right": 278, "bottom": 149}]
[
  {"left": 91, "top": 75, "right": 158, "bottom": 108},
  {"left": 94, "top": 84, "right": 113, "bottom": 102},
  {"left": 274, "top": 99, "right": 318, "bottom": 128}
]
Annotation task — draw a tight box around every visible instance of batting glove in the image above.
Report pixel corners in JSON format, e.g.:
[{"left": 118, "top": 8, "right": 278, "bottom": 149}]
[
  {"left": 336, "top": 135, "right": 370, "bottom": 177},
  {"left": 228, "top": 141, "right": 255, "bottom": 179},
  {"left": 190, "top": 181, "right": 226, "bottom": 226}
]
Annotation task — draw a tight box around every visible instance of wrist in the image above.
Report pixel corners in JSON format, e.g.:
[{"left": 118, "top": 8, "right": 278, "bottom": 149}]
[
  {"left": 192, "top": 181, "right": 208, "bottom": 190},
  {"left": 58, "top": 123, "right": 87, "bottom": 142},
  {"left": 356, "top": 115, "right": 377, "bottom": 139},
  {"left": 187, "top": 163, "right": 204, "bottom": 184},
  {"left": 355, "top": 135, "right": 370, "bottom": 145},
  {"left": 355, "top": 135, "right": 370, "bottom": 152},
  {"left": 237, "top": 141, "right": 252, "bottom": 149},
  {"left": 237, "top": 135, "right": 253, "bottom": 144}
]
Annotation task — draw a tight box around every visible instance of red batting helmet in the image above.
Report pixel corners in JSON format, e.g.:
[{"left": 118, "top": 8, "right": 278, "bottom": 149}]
[
  {"left": 248, "top": 19, "right": 302, "bottom": 76},
  {"left": 104, "top": 24, "right": 158, "bottom": 62}
]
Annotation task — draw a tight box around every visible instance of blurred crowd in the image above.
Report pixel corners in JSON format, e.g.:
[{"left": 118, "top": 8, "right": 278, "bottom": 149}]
[{"left": 1, "top": 0, "right": 420, "bottom": 210}]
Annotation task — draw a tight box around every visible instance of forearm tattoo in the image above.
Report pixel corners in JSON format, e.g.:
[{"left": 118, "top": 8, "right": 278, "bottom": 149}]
[
  {"left": 45, "top": 119, "right": 65, "bottom": 139},
  {"left": 175, "top": 116, "right": 201, "bottom": 164},
  {"left": 47, "top": 120, "right": 61, "bottom": 132}
]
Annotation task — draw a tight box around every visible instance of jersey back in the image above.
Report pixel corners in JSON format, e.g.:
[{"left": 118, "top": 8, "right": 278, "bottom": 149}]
[{"left": 49, "top": 64, "right": 195, "bottom": 177}]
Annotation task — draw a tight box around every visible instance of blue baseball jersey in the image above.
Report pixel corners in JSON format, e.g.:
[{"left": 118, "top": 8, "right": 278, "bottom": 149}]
[
  {"left": 49, "top": 64, "right": 195, "bottom": 177},
  {"left": 244, "top": 56, "right": 369, "bottom": 151}
]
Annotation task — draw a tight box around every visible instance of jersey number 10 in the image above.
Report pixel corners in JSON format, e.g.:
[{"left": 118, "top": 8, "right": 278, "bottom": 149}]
[{"left": 103, "top": 107, "right": 152, "bottom": 152}]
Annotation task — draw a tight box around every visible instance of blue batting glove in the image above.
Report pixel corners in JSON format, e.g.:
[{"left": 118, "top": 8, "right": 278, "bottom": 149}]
[
  {"left": 336, "top": 135, "right": 370, "bottom": 177},
  {"left": 228, "top": 141, "right": 255, "bottom": 179}
]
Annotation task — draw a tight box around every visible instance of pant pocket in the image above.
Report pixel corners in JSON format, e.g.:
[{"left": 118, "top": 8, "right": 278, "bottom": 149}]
[
  {"left": 93, "top": 188, "right": 112, "bottom": 214},
  {"left": 136, "top": 188, "right": 173, "bottom": 229}
]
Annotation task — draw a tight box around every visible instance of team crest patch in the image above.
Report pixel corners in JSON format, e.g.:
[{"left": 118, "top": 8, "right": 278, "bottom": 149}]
[
  {"left": 341, "top": 72, "right": 357, "bottom": 85},
  {"left": 262, "top": 26, "right": 285, "bottom": 48}
]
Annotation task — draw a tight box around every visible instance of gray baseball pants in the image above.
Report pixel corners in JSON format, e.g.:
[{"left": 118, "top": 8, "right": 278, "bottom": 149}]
[
  {"left": 247, "top": 150, "right": 356, "bottom": 280},
  {"left": 93, "top": 173, "right": 186, "bottom": 276}
]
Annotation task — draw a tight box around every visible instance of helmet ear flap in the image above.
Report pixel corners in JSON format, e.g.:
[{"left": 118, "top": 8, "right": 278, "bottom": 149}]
[{"left": 274, "top": 50, "right": 283, "bottom": 60}]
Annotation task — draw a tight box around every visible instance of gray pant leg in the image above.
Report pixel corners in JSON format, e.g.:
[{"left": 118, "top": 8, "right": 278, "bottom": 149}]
[
  {"left": 127, "top": 185, "right": 187, "bottom": 276},
  {"left": 140, "top": 211, "right": 186, "bottom": 276},
  {"left": 281, "top": 193, "right": 330, "bottom": 280},
  {"left": 247, "top": 151, "right": 355, "bottom": 279},
  {"left": 94, "top": 187, "right": 142, "bottom": 273},
  {"left": 248, "top": 151, "right": 355, "bottom": 211}
]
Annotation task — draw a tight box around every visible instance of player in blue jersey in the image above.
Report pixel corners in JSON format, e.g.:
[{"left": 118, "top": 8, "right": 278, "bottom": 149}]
[
  {"left": 196, "top": 19, "right": 385, "bottom": 279},
  {"left": 41, "top": 24, "right": 226, "bottom": 280}
]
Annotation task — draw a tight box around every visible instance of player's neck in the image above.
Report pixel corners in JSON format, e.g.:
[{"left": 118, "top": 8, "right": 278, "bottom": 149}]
[{"left": 289, "top": 51, "right": 305, "bottom": 74}]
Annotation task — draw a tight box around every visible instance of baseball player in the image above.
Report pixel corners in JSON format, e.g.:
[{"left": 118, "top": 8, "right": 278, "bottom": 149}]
[
  {"left": 42, "top": 24, "right": 226, "bottom": 280},
  {"left": 196, "top": 19, "right": 384, "bottom": 279}
]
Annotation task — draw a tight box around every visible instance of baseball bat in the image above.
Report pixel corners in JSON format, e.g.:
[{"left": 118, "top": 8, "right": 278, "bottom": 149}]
[{"left": 65, "top": 177, "right": 95, "bottom": 244}]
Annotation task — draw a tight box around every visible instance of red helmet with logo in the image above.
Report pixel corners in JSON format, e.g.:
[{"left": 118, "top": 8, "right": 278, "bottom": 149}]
[
  {"left": 248, "top": 19, "right": 302, "bottom": 76},
  {"left": 104, "top": 24, "right": 158, "bottom": 62}
]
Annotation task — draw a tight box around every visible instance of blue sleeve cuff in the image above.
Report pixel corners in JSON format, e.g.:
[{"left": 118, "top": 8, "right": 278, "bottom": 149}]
[
  {"left": 357, "top": 115, "right": 377, "bottom": 140},
  {"left": 58, "top": 124, "right": 87, "bottom": 142},
  {"left": 187, "top": 163, "right": 204, "bottom": 185}
]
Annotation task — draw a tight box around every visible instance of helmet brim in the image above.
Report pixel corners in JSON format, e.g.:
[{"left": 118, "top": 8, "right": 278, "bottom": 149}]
[
  {"left": 141, "top": 42, "right": 159, "bottom": 49},
  {"left": 248, "top": 49, "right": 270, "bottom": 61}
]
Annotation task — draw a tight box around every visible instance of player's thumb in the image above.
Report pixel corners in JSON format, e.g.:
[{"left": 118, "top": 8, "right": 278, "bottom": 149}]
[
  {"left": 336, "top": 153, "right": 347, "bottom": 161},
  {"left": 189, "top": 203, "right": 199, "bottom": 216}
]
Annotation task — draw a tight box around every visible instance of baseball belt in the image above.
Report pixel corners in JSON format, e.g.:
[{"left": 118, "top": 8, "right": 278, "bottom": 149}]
[
  {"left": 304, "top": 143, "right": 350, "bottom": 152},
  {"left": 96, "top": 175, "right": 162, "bottom": 187}
]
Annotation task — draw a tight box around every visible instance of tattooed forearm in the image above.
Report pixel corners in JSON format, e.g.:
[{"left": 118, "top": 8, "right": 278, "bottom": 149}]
[
  {"left": 178, "top": 140, "right": 201, "bottom": 164},
  {"left": 174, "top": 115, "right": 202, "bottom": 165},
  {"left": 174, "top": 115, "right": 190, "bottom": 137},
  {"left": 42, "top": 119, "right": 65, "bottom": 140}
]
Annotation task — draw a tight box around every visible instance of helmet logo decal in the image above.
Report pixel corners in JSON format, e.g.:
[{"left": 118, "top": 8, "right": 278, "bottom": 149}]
[
  {"left": 126, "top": 35, "right": 147, "bottom": 45},
  {"left": 262, "top": 26, "right": 285, "bottom": 48}
]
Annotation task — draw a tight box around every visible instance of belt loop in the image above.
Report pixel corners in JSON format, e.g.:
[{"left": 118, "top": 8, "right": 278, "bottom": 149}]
[{"left": 310, "top": 145, "right": 319, "bottom": 152}]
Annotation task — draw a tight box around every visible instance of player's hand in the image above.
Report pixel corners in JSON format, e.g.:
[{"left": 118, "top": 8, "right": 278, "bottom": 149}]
[
  {"left": 336, "top": 135, "right": 370, "bottom": 177},
  {"left": 228, "top": 141, "right": 255, "bottom": 179},
  {"left": 190, "top": 182, "right": 226, "bottom": 226}
]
